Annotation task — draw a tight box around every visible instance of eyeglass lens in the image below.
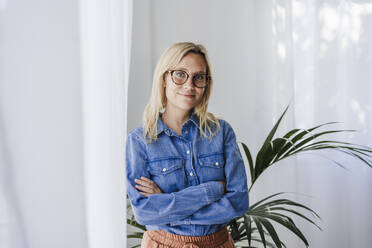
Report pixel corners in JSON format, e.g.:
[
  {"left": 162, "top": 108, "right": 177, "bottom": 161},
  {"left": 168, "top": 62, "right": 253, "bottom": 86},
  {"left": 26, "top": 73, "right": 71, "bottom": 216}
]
[{"left": 171, "top": 70, "right": 207, "bottom": 88}]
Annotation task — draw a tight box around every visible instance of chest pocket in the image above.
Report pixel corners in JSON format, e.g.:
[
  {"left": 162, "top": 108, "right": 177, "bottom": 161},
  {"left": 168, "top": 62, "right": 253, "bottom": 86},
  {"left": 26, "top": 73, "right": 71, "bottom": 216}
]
[
  {"left": 198, "top": 152, "right": 226, "bottom": 182},
  {"left": 147, "top": 157, "right": 187, "bottom": 193}
]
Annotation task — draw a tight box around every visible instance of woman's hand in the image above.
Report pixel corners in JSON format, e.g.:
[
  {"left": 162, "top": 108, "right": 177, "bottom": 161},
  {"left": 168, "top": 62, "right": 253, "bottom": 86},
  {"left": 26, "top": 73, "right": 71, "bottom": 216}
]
[
  {"left": 135, "top": 176, "right": 163, "bottom": 197},
  {"left": 217, "top": 180, "right": 226, "bottom": 194}
]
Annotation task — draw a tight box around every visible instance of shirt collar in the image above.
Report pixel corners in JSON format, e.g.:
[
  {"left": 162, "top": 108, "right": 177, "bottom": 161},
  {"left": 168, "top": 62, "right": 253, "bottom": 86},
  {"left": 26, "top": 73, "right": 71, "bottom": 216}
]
[{"left": 157, "top": 111, "right": 200, "bottom": 136}]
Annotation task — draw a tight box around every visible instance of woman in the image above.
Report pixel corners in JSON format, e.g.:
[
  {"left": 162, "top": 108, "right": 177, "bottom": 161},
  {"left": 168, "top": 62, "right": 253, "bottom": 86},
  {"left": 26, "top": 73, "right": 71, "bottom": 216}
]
[{"left": 126, "top": 42, "right": 249, "bottom": 248}]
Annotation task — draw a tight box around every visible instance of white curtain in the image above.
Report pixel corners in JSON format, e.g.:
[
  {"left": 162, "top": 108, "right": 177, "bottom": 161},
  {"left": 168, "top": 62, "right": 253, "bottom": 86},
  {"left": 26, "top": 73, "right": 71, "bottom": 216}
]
[
  {"left": 129, "top": 0, "right": 372, "bottom": 247},
  {"left": 0, "top": 0, "right": 132, "bottom": 247},
  {"left": 253, "top": 1, "right": 372, "bottom": 247},
  {"left": 293, "top": 1, "right": 372, "bottom": 247},
  {"left": 79, "top": 0, "right": 132, "bottom": 247}
]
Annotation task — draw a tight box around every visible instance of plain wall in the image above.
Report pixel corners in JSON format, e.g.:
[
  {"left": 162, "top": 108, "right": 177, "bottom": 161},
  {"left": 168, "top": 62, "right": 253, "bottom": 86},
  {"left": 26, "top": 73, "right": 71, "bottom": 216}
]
[{"left": 128, "top": 0, "right": 258, "bottom": 143}]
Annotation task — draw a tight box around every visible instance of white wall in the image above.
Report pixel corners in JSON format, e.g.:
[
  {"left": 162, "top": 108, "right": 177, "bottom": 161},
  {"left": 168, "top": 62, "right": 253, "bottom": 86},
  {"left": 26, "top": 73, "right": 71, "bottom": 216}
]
[
  {"left": 0, "top": 1, "right": 87, "bottom": 247},
  {"left": 128, "top": 0, "right": 153, "bottom": 133}
]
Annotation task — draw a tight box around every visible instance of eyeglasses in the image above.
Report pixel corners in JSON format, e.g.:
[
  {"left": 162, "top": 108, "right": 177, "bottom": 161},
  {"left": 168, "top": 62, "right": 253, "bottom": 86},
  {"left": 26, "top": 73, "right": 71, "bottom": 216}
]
[{"left": 166, "top": 70, "right": 209, "bottom": 88}]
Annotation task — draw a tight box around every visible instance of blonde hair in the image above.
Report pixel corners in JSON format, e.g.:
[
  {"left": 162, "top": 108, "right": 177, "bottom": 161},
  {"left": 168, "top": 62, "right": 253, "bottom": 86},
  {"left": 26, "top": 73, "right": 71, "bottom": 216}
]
[{"left": 142, "top": 42, "right": 220, "bottom": 143}]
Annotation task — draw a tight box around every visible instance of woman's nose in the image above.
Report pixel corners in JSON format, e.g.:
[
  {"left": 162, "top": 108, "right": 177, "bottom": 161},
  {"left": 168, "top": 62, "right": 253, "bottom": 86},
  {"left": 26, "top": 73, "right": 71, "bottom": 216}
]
[{"left": 184, "top": 76, "right": 195, "bottom": 88}]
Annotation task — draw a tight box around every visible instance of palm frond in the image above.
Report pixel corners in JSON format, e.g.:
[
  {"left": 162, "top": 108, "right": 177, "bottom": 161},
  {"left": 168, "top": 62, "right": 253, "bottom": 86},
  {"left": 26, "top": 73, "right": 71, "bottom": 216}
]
[
  {"left": 239, "top": 141, "right": 255, "bottom": 184},
  {"left": 245, "top": 105, "right": 372, "bottom": 191},
  {"left": 127, "top": 232, "right": 144, "bottom": 239},
  {"left": 127, "top": 218, "right": 146, "bottom": 231},
  {"left": 230, "top": 192, "right": 321, "bottom": 248}
]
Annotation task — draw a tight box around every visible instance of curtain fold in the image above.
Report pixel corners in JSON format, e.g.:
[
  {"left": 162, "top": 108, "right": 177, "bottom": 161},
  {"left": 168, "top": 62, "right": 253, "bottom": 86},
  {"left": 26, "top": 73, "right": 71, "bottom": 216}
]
[
  {"left": 0, "top": 0, "right": 133, "bottom": 247},
  {"left": 79, "top": 0, "right": 132, "bottom": 247},
  {"left": 292, "top": 1, "right": 372, "bottom": 247}
]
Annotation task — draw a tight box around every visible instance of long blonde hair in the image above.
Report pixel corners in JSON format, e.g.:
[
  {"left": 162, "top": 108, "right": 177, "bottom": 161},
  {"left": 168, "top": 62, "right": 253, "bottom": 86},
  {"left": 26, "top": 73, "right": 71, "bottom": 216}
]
[{"left": 142, "top": 42, "right": 220, "bottom": 143}]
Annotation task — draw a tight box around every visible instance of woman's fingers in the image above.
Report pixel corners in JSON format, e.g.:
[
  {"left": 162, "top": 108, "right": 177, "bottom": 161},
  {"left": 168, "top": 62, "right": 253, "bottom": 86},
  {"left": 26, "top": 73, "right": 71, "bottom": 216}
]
[
  {"left": 139, "top": 191, "right": 150, "bottom": 197},
  {"left": 140, "top": 176, "right": 153, "bottom": 183},
  {"left": 134, "top": 177, "right": 163, "bottom": 195},
  {"left": 135, "top": 184, "right": 152, "bottom": 193},
  {"left": 217, "top": 180, "right": 227, "bottom": 194},
  {"left": 135, "top": 177, "right": 154, "bottom": 188}
]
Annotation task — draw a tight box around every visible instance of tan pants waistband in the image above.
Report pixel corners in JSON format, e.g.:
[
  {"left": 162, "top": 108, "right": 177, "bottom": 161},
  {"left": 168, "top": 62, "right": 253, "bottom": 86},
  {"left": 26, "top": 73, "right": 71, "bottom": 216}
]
[{"left": 146, "top": 226, "right": 230, "bottom": 247}]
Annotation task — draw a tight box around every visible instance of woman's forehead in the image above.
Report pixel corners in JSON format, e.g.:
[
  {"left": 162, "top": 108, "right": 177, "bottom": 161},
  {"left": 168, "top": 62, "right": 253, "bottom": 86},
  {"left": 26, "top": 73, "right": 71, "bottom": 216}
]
[{"left": 174, "top": 53, "right": 207, "bottom": 72}]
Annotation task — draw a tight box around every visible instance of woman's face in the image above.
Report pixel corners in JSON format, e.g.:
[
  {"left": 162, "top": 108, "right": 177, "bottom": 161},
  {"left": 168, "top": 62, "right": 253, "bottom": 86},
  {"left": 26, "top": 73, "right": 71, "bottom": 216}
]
[{"left": 163, "top": 53, "right": 207, "bottom": 114}]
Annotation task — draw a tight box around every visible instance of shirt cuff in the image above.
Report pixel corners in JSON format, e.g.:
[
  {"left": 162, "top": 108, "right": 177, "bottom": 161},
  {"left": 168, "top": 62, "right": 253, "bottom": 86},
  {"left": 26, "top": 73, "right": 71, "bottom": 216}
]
[{"left": 203, "top": 181, "right": 224, "bottom": 204}]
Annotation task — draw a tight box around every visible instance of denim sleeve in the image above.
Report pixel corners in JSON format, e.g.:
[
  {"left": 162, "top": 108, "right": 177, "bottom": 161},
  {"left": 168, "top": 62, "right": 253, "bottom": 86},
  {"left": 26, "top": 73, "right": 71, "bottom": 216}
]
[
  {"left": 169, "top": 121, "right": 249, "bottom": 226},
  {"left": 126, "top": 131, "right": 224, "bottom": 226}
]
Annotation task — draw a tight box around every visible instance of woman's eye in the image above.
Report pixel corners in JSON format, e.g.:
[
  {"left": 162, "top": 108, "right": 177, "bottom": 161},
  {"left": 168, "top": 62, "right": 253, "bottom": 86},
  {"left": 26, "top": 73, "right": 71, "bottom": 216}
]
[
  {"left": 175, "top": 71, "right": 186, "bottom": 78},
  {"left": 194, "top": 74, "right": 205, "bottom": 81}
]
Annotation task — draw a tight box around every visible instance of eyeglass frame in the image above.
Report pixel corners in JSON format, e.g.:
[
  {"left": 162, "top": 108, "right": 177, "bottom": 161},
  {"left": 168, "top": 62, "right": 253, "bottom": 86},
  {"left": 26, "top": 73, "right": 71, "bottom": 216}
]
[{"left": 165, "top": 69, "right": 210, "bottom": 88}]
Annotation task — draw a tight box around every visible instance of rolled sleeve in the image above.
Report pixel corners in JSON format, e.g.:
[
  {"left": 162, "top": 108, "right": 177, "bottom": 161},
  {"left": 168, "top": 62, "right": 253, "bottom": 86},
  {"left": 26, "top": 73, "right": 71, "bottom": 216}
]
[{"left": 204, "top": 181, "right": 224, "bottom": 204}]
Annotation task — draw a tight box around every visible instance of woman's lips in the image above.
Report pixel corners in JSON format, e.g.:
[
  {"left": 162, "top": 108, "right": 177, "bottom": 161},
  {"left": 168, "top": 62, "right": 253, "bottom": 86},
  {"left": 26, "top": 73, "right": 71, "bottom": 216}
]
[{"left": 180, "top": 93, "right": 195, "bottom": 98}]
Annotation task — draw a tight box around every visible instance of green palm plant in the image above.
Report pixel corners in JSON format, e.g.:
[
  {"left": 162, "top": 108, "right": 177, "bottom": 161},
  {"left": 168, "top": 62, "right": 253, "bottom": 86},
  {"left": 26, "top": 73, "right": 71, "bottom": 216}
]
[{"left": 127, "top": 105, "right": 372, "bottom": 248}]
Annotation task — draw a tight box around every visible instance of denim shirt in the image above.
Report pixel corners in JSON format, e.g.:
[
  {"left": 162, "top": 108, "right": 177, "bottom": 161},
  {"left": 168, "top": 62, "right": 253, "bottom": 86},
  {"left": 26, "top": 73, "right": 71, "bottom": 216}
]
[{"left": 126, "top": 112, "right": 249, "bottom": 236}]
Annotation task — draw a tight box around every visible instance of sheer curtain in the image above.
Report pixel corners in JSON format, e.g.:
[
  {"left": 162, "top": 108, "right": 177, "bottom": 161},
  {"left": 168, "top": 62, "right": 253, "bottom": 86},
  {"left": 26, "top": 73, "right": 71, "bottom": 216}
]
[
  {"left": 79, "top": 0, "right": 132, "bottom": 247},
  {"left": 130, "top": 0, "right": 372, "bottom": 247},
  {"left": 0, "top": 0, "right": 132, "bottom": 247},
  {"left": 292, "top": 1, "right": 372, "bottom": 247},
  {"left": 241, "top": 1, "right": 372, "bottom": 247}
]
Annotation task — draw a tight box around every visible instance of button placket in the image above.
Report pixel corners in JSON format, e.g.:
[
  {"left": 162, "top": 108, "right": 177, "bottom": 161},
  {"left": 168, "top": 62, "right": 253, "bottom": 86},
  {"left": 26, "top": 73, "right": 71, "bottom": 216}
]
[
  {"left": 185, "top": 144, "right": 197, "bottom": 181},
  {"left": 186, "top": 148, "right": 191, "bottom": 176}
]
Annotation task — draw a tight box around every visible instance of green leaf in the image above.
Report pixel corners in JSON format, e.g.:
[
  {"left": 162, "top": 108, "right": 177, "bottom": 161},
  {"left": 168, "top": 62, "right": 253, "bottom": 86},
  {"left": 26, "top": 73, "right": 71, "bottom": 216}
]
[
  {"left": 281, "top": 129, "right": 356, "bottom": 159},
  {"left": 276, "top": 122, "right": 339, "bottom": 160},
  {"left": 127, "top": 232, "right": 144, "bottom": 239},
  {"left": 256, "top": 213, "right": 309, "bottom": 247},
  {"left": 239, "top": 141, "right": 255, "bottom": 185},
  {"left": 254, "top": 199, "right": 321, "bottom": 219},
  {"left": 259, "top": 217, "right": 283, "bottom": 248},
  {"left": 244, "top": 215, "right": 252, "bottom": 247},
  {"left": 254, "top": 105, "right": 289, "bottom": 181},
  {"left": 253, "top": 217, "right": 267, "bottom": 248},
  {"left": 268, "top": 207, "right": 322, "bottom": 230},
  {"left": 241, "top": 192, "right": 322, "bottom": 247},
  {"left": 263, "top": 105, "right": 290, "bottom": 147},
  {"left": 127, "top": 219, "right": 146, "bottom": 231},
  {"left": 249, "top": 192, "right": 286, "bottom": 209},
  {"left": 230, "top": 218, "right": 241, "bottom": 240}
]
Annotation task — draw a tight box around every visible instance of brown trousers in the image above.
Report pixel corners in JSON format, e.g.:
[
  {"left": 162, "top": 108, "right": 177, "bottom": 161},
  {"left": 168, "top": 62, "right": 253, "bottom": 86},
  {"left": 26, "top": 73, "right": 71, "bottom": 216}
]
[{"left": 140, "top": 226, "right": 235, "bottom": 248}]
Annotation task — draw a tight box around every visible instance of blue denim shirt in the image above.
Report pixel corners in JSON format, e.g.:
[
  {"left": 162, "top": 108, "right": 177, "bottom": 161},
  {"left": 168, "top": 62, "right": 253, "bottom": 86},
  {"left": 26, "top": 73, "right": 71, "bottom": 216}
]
[{"left": 126, "top": 112, "right": 249, "bottom": 236}]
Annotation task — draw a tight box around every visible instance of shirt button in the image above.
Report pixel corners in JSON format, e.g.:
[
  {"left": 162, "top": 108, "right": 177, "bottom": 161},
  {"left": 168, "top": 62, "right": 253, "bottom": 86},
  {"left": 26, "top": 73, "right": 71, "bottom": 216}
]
[
  {"left": 189, "top": 172, "right": 193, "bottom": 176},
  {"left": 186, "top": 150, "right": 190, "bottom": 154},
  {"left": 215, "top": 162, "right": 219, "bottom": 166},
  {"left": 162, "top": 168, "right": 167, "bottom": 172}
]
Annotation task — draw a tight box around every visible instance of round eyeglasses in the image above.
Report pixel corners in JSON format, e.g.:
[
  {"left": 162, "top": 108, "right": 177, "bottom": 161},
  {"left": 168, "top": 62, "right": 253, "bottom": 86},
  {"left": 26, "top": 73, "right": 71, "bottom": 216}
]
[{"left": 166, "top": 70, "right": 209, "bottom": 88}]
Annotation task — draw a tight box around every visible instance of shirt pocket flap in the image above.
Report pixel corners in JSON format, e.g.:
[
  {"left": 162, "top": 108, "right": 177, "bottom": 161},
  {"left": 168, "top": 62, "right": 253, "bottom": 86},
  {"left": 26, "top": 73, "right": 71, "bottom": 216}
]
[
  {"left": 147, "top": 158, "right": 184, "bottom": 175},
  {"left": 198, "top": 153, "right": 225, "bottom": 168}
]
